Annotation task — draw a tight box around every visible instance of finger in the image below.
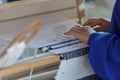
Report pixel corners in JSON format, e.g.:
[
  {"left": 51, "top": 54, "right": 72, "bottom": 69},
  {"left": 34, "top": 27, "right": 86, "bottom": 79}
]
[
  {"left": 64, "top": 26, "right": 87, "bottom": 36},
  {"left": 75, "top": 27, "right": 88, "bottom": 32},
  {"left": 64, "top": 28, "right": 80, "bottom": 36},
  {"left": 83, "top": 19, "right": 94, "bottom": 25},
  {"left": 72, "top": 27, "right": 81, "bottom": 31},
  {"left": 72, "top": 27, "right": 90, "bottom": 33},
  {"left": 64, "top": 31, "right": 77, "bottom": 36},
  {"left": 64, "top": 31, "right": 71, "bottom": 35},
  {"left": 93, "top": 27, "right": 102, "bottom": 32},
  {"left": 83, "top": 19, "right": 99, "bottom": 27},
  {"left": 71, "top": 27, "right": 87, "bottom": 33},
  {"left": 83, "top": 21, "right": 92, "bottom": 26},
  {"left": 64, "top": 29, "right": 75, "bottom": 35}
]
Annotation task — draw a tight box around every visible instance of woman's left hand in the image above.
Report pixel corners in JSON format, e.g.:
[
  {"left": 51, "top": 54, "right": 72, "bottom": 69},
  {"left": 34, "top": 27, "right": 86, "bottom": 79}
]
[{"left": 64, "top": 26, "right": 92, "bottom": 43}]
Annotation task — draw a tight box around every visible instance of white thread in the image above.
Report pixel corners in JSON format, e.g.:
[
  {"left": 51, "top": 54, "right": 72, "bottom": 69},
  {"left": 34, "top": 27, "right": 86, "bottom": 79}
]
[
  {"left": 34, "top": 48, "right": 38, "bottom": 58},
  {"left": 65, "top": 22, "right": 83, "bottom": 30},
  {"left": 79, "top": 2, "right": 95, "bottom": 11},
  {"left": 55, "top": 56, "right": 95, "bottom": 80},
  {"left": 28, "top": 68, "right": 33, "bottom": 80}
]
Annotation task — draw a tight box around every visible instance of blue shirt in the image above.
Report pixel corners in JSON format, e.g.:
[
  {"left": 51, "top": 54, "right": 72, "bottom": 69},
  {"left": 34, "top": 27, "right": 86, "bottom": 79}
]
[
  {"left": 2, "top": 0, "right": 8, "bottom": 4},
  {"left": 2, "top": 0, "right": 19, "bottom": 4},
  {"left": 88, "top": 0, "right": 120, "bottom": 80}
]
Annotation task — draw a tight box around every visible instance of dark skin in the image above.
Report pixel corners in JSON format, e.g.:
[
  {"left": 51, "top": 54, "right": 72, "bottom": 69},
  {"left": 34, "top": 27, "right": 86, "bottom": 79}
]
[
  {"left": 83, "top": 18, "right": 110, "bottom": 32},
  {"left": 64, "top": 18, "right": 110, "bottom": 43}
]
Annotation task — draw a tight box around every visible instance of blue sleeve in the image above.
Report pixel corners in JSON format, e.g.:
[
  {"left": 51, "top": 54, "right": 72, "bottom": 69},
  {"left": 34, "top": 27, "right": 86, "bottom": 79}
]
[
  {"left": 88, "top": 32, "right": 120, "bottom": 80},
  {"left": 2, "top": 0, "right": 8, "bottom": 4},
  {"left": 2, "top": 0, "right": 19, "bottom": 3}
]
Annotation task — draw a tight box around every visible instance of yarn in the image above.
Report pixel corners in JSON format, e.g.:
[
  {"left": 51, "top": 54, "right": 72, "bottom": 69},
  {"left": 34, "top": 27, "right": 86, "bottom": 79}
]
[{"left": 0, "top": 41, "right": 26, "bottom": 68}]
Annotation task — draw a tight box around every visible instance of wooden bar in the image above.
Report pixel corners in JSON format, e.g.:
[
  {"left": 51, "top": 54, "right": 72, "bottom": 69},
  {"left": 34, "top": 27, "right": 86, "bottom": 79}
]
[
  {"left": 0, "top": 56, "right": 60, "bottom": 77},
  {"left": 76, "top": 0, "right": 86, "bottom": 24},
  {"left": 0, "top": 0, "right": 76, "bottom": 21},
  {"left": 0, "top": 0, "right": 85, "bottom": 79},
  {"left": 0, "top": 0, "right": 85, "bottom": 23}
]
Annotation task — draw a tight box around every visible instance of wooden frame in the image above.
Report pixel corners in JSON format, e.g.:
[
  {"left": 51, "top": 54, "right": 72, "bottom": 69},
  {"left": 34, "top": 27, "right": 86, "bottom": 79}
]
[
  {"left": 0, "top": 55, "right": 60, "bottom": 78},
  {"left": 0, "top": 0, "right": 85, "bottom": 79},
  {"left": 0, "top": 21, "right": 41, "bottom": 58},
  {"left": 0, "top": 0, "right": 85, "bottom": 23}
]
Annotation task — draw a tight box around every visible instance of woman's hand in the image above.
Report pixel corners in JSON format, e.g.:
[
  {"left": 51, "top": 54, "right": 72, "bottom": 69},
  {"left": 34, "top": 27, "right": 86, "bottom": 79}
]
[
  {"left": 64, "top": 26, "right": 92, "bottom": 43},
  {"left": 83, "top": 18, "right": 110, "bottom": 32}
]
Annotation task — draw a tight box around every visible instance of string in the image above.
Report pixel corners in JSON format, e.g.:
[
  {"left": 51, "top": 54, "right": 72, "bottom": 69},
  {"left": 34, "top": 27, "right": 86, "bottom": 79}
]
[
  {"left": 33, "top": 47, "right": 40, "bottom": 58},
  {"left": 28, "top": 68, "right": 33, "bottom": 80}
]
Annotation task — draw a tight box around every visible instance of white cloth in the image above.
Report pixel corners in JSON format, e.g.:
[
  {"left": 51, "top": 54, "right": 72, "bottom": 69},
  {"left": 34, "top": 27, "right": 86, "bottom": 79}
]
[
  {"left": 0, "top": 42, "right": 26, "bottom": 68},
  {"left": 54, "top": 23, "right": 96, "bottom": 80},
  {"left": 55, "top": 56, "right": 95, "bottom": 80}
]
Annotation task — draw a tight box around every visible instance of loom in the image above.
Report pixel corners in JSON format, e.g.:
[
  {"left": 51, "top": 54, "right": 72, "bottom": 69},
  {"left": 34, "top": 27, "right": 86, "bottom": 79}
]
[{"left": 0, "top": 0, "right": 100, "bottom": 80}]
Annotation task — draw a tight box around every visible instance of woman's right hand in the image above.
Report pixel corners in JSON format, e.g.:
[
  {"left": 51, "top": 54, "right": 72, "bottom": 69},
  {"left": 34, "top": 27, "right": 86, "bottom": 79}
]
[{"left": 83, "top": 18, "right": 110, "bottom": 32}]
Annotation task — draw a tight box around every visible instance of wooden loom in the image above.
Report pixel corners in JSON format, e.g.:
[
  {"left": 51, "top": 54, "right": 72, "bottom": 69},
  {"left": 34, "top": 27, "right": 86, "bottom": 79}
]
[{"left": 0, "top": 0, "right": 85, "bottom": 79}]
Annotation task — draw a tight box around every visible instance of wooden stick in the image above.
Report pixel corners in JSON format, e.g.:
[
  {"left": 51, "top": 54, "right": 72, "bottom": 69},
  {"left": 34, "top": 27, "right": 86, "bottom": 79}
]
[
  {"left": 14, "top": 65, "right": 59, "bottom": 79},
  {"left": 76, "top": 0, "right": 86, "bottom": 24},
  {"left": 0, "top": 20, "right": 41, "bottom": 58},
  {"left": 0, "top": 55, "right": 60, "bottom": 77}
]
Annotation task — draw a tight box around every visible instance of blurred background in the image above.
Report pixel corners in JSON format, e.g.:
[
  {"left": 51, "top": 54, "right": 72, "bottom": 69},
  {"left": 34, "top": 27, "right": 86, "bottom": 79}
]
[
  {"left": 0, "top": 0, "right": 116, "bottom": 21},
  {"left": 84, "top": 0, "right": 115, "bottom": 21}
]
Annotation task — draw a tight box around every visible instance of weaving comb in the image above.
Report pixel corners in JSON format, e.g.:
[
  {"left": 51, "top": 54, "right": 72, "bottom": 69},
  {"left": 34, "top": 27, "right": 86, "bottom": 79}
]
[{"left": 0, "top": 20, "right": 41, "bottom": 59}]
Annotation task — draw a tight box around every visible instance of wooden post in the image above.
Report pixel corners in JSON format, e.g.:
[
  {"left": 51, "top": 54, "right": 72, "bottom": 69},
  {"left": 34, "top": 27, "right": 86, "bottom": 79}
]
[{"left": 76, "top": 0, "right": 86, "bottom": 24}]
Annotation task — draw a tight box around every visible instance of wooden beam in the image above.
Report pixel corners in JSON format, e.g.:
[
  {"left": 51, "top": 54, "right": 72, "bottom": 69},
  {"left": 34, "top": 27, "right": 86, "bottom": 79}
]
[
  {"left": 0, "top": 0, "right": 76, "bottom": 21},
  {"left": 0, "top": 56, "right": 60, "bottom": 77},
  {"left": 5, "top": 65, "right": 59, "bottom": 79}
]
